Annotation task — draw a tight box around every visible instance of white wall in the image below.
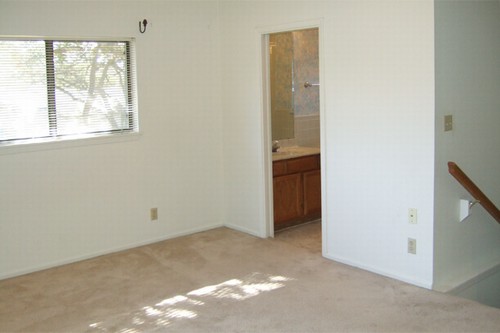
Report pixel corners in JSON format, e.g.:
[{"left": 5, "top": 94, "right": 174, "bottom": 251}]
[
  {"left": 0, "top": 0, "right": 440, "bottom": 290},
  {"left": 0, "top": 0, "right": 224, "bottom": 279},
  {"left": 451, "top": 266, "right": 500, "bottom": 308},
  {"left": 219, "top": 1, "right": 435, "bottom": 288},
  {"left": 434, "top": 0, "right": 500, "bottom": 291}
]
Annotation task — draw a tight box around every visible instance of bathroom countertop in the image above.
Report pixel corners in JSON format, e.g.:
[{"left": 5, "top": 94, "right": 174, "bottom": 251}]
[{"left": 272, "top": 146, "right": 320, "bottom": 161}]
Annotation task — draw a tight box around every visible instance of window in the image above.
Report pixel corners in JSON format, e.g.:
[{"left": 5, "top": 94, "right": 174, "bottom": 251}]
[{"left": 0, "top": 37, "right": 138, "bottom": 147}]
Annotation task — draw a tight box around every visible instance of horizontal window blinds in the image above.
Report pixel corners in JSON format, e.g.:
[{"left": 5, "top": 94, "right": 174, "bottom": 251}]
[{"left": 0, "top": 38, "right": 138, "bottom": 145}]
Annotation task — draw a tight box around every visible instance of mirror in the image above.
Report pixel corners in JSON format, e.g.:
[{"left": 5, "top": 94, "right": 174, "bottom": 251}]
[
  {"left": 270, "top": 32, "right": 295, "bottom": 140},
  {"left": 269, "top": 28, "right": 319, "bottom": 142}
]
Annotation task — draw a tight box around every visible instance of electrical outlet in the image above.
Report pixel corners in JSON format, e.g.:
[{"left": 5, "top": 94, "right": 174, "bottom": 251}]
[
  {"left": 408, "top": 208, "right": 417, "bottom": 224},
  {"left": 408, "top": 238, "right": 416, "bottom": 254},
  {"left": 150, "top": 208, "right": 158, "bottom": 221}
]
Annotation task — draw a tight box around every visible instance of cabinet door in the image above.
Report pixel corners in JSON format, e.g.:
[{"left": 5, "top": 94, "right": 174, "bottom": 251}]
[
  {"left": 303, "top": 170, "right": 321, "bottom": 218},
  {"left": 273, "top": 173, "right": 303, "bottom": 227}
]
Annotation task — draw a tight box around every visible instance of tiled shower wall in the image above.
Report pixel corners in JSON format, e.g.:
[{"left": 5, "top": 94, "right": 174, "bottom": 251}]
[
  {"left": 274, "top": 28, "right": 320, "bottom": 148},
  {"left": 293, "top": 29, "right": 319, "bottom": 117},
  {"left": 278, "top": 114, "right": 320, "bottom": 148},
  {"left": 295, "top": 114, "right": 320, "bottom": 148},
  {"left": 293, "top": 29, "right": 320, "bottom": 148}
]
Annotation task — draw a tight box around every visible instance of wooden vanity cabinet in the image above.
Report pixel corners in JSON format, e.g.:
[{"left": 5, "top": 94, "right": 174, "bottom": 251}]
[
  {"left": 273, "top": 173, "right": 303, "bottom": 224},
  {"left": 273, "top": 154, "right": 321, "bottom": 230},
  {"left": 303, "top": 169, "right": 321, "bottom": 217}
]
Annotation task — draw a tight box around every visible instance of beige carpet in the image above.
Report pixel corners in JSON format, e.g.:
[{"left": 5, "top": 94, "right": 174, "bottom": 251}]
[{"left": 1, "top": 222, "right": 499, "bottom": 332}]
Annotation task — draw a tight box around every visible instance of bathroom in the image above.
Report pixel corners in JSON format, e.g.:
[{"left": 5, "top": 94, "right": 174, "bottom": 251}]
[{"left": 269, "top": 28, "right": 321, "bottom": 232}]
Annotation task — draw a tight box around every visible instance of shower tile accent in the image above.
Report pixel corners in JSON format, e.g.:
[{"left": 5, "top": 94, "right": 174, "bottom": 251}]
[{"left": 295, "top": 114, "right": 320, "bottom": 148}]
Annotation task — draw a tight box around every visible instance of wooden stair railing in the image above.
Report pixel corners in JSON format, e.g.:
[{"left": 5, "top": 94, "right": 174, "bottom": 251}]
[{"left": 448, "top": 161, "right": 500, "bottom": 224}]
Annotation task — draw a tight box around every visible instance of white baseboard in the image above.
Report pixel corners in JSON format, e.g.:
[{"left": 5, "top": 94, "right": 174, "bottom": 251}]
[
  {"left": 225, "top": 223, "right": 266, "bottom": 238},
  {"left": 323, "top": 253, "right": 433, "bottom": 290},
  {"left": 0, "top": 223, "right": 224, "bottom": 281}
]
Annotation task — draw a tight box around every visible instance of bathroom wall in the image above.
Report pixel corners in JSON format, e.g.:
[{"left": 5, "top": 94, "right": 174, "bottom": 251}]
[
  {"left": 295, "top": 114, "right": 320, "bottom": 148},
  {"left": 271, "top": 28, "right": 320, "bottom": 148}
]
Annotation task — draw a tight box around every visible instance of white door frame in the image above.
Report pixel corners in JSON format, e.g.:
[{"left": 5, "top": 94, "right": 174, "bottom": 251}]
[{"left": 257, "top": 19, "right": 327, "bottom": 249}]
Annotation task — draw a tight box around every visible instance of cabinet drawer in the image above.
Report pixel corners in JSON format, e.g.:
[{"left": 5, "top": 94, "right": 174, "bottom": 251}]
[
  {"left": 286, "top": 155, "right": 319, "bottom": 174},
  {"left": 272, "top": 160, "right": 287, "bottom": 177}
]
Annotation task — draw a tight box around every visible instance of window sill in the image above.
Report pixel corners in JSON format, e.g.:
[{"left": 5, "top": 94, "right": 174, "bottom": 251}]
[{"left": 0, "top": 132, "right": 142, "bottom": 156}]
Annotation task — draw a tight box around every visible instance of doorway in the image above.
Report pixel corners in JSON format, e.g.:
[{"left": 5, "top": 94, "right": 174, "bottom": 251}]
[{"left": 261, "top": 26, "right": 324, "bottom": 241}]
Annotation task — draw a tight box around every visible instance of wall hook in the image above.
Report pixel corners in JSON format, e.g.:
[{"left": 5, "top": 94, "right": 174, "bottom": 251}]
[{"left": 139, "top": 19, "right": 148, "bottom": 33}]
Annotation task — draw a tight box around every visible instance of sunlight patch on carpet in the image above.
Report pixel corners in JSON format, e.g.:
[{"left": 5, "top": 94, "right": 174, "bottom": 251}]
[{"left": 86, "top": 272, "right": 294, "bottom": 332}]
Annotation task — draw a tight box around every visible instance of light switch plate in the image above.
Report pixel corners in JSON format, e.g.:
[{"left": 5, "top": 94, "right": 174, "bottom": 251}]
[{"left": 444, "top": 115, "right": 453, "bottom": 132}]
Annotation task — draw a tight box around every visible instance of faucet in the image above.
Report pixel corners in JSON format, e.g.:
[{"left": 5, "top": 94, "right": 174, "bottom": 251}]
[{"left": 272, "top": 140, "right": 280, "bottom": 152}]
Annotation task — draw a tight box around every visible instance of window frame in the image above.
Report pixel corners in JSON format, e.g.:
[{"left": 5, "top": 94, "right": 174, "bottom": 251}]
[{"left": 0, "top": 35, "right": 140, "bottom": 153}]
